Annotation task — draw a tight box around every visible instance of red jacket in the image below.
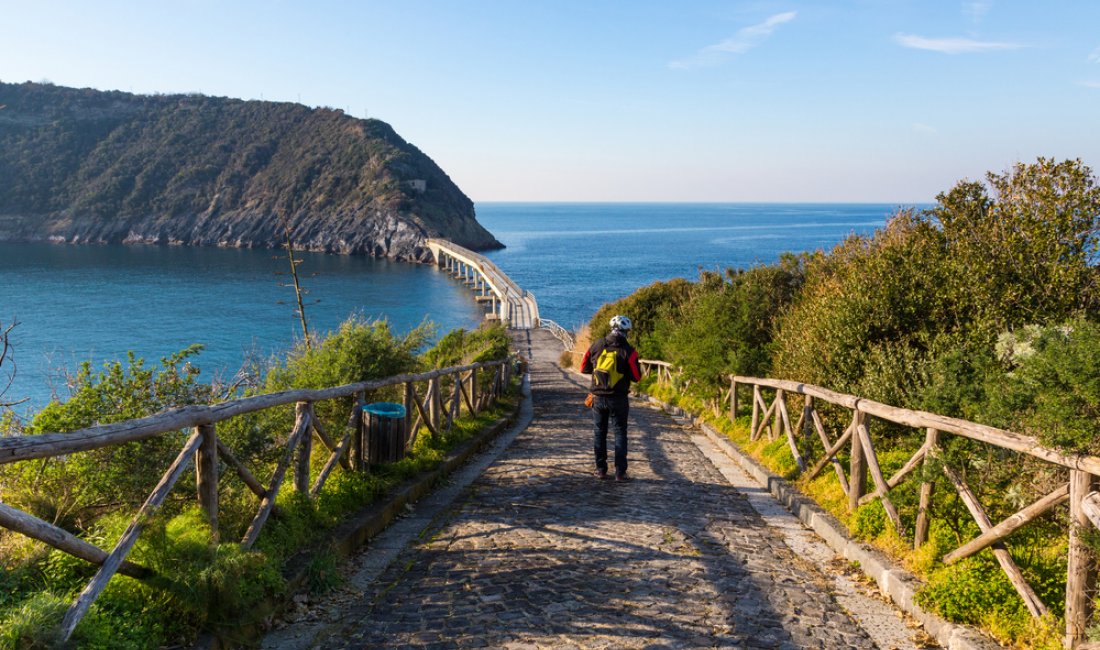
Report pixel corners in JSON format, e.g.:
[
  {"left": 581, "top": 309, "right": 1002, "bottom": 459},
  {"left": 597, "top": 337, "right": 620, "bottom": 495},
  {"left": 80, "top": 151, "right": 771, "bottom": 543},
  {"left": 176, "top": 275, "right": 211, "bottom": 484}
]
[{"left": 581, "top": 332, "right": 642, "bottom": 396}]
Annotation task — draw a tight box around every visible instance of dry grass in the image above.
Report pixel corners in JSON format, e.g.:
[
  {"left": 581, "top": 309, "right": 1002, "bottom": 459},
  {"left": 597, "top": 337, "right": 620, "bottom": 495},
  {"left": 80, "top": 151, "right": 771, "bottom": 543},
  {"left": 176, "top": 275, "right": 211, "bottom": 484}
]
[{"left": 564, "top": 326, "right": 593, "bottom": 369}]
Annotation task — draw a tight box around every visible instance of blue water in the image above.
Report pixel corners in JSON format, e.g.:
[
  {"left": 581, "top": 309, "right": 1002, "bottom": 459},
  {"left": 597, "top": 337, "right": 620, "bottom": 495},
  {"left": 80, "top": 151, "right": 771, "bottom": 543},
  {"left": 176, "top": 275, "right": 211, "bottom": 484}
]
[
  {"left": 477, "top": 203, "right": 900, "bottom": 331},
  {"left": 0, "top": 203, "right": 907, "bottom": 414},
  {"left": 0, "top": 244, "right": 483, "bottom": 414}
]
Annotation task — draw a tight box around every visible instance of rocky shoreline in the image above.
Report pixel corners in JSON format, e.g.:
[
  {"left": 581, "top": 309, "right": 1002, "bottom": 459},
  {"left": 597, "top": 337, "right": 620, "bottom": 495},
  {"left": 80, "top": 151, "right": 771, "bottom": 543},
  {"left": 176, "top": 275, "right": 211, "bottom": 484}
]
[{"left": 0, "top": 207, "right": 503, "bottom": 263}]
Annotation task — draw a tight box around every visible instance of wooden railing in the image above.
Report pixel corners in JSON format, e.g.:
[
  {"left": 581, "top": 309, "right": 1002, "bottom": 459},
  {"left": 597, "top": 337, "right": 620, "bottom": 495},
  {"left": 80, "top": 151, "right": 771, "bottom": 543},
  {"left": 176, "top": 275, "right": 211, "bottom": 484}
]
[
  {"left": 735, "top": 375, "right": 1100, "bottom": 647},
  {"left": 639, "top": 359, "right": 674, "bottom": 386},
  {"left": 0, "top": 357, "right": 517, "bottom": 642},
  {"left": 639, "top": 361, "right": 1100, "bottom": 648}
]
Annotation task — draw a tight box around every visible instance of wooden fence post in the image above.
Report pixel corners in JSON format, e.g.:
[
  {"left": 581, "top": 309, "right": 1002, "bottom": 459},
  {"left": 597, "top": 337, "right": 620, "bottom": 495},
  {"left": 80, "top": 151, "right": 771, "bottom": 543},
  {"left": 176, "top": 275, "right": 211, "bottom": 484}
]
[
  {"left": 801, "top": 395, "right": 813, "bottom": 464},
  {"left": 730, "top": 377, "right": 738, "bottom": 423},
  {"left": 350, "top": 390, "right": 365, "bottom": 471},
  {"left": 195, "top": 423, "right": 218, "bottom": 540},
  {"left": 771, "top": 389, "right": 781, "bottom": 441},
  {"left": 849, "top": 409, "right": 867, "bottom": 512},
  {"left": 471, "top": 368, "right": 479, "bottom": 414},
  {"left": 429, "top": 376, "right": 441, "bottom": 434},
  {"left": 751, "top": 385, "right": 761, "bottom": 439},
  {"left": 404, "top": 382, "right": 415, "bottom": 446},
  {"left": 294, "top": 402, "right": 311, "bottom": 495},
  {"left": 1067, "top": 470, "right": 1097, "bottom": 647},
  {"left": 914, "top": 427, "right": 939, "bottom": 549}
]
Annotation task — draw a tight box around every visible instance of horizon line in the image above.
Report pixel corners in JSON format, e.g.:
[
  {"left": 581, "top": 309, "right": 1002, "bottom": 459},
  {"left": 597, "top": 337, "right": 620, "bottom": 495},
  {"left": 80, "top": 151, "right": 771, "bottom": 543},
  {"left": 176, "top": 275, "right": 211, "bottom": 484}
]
[{"left": 473, "top": 199, "right": 935, "bottom": 206}]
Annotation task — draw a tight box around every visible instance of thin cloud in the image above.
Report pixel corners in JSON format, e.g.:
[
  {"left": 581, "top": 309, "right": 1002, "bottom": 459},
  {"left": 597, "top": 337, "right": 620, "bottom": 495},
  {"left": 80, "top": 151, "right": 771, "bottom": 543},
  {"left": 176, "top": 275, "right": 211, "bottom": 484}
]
[
  {"left": 964, "top": 1, "right": 993, "bottom": 23},
  {"left": 893, "top": 33, "right": 1023, "bottom": 54},
  {"left": 1090, "top": 47, "right": 1100, "bottom": 63},
  {"left": 1078, "top": 80, "right": 1100, "bottom": 89},
  {"left": 912, "top": 123, "right": 937, "bottom": 134},
  {"left": 670, "top": 11, "right": 797, "bottom": 69}
]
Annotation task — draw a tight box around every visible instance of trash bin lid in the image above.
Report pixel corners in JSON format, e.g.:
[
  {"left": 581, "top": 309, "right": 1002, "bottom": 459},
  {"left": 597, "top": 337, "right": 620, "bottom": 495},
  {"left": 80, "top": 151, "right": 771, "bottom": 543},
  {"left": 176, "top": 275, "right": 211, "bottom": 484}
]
[{"left": 362, "top": 402, "right": 406, "bottom": 418}]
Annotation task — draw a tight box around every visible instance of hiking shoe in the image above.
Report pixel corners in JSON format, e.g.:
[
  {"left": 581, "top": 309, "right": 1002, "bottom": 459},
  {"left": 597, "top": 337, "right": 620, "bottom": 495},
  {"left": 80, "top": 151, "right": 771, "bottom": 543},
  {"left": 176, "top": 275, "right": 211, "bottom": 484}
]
[
  {"left": 615, "top": 473, "right": 629, "bottom": 482},
  {"left": 595, "top": 469, "right": 608, "bottom": 479}
]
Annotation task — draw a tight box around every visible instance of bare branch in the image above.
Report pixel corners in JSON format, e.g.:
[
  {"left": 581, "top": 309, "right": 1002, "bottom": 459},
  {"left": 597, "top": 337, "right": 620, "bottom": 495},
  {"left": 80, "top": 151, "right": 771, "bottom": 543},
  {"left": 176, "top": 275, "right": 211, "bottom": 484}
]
[{"left": 0, "top": 318, "right": 27, "bottom": 409}]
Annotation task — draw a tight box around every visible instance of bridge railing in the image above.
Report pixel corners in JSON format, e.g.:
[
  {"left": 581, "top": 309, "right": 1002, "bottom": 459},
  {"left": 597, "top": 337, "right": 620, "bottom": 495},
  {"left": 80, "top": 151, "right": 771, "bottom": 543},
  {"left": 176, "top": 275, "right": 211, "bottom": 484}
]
[
  {"left": 540, "top": 319, "right": 574, "bottom": 351},
  {"left": 0, "top": 357, "right": 517, "bottom": 642},
  {"left": 427, "top": 238, "right": 539, "bottom": 329},
  {"left": 638, "top": 361, "right": 1100, "bottom": 647}
]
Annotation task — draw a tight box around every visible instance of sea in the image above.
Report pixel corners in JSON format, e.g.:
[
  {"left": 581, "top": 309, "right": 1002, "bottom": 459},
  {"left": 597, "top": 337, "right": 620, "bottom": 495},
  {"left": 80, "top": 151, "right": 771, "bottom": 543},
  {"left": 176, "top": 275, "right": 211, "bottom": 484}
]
[{"left": 0, "top": 203, "right": 906, "bottom": 414}]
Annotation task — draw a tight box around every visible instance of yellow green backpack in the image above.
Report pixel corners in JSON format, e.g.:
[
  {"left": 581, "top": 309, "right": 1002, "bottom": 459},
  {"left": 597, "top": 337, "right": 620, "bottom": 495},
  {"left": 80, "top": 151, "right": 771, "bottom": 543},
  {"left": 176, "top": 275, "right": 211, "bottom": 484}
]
[{"left": 592, "top": 345, "right": 623, "bottom": 391}]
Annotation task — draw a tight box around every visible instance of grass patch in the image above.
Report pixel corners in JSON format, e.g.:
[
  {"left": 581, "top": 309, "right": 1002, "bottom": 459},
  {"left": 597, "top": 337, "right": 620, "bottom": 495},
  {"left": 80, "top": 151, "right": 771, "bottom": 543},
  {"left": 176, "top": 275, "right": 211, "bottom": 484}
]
[{"left": 0, "top": 391, "right": 519, "bottom": 649}]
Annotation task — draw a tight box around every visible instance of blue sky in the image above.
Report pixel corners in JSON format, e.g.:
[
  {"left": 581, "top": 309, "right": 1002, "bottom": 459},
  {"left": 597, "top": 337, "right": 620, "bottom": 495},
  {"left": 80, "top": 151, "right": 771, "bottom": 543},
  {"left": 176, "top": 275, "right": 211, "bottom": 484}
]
[{"left": 1, "top": 1, "right": 1098, "bottom": 203}]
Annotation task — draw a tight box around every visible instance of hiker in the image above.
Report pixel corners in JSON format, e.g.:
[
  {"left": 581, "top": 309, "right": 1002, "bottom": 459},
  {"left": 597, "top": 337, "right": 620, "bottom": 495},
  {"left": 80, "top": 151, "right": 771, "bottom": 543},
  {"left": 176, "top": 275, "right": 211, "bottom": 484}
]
[{"left": 580, "top": 315, "right": 642, "bottom": 481}]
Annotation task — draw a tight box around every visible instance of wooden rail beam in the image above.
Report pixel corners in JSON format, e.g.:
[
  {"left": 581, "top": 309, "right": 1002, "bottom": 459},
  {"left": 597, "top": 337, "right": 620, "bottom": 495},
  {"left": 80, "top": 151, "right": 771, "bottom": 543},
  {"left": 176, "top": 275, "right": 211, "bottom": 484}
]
[
  {"left": 776, "top": 390, "right": 806, "bottom": 472},
  {"left": 59, "top": 429, "right": 204, "bottom": 642},
  {"left": 733, "top": 375, "right": 1100, "bottom": 475},
  {"left": 806, "top": 408, "right": 850, "bottom": 495},
  {"left": 942, "top": 463, "right": 1049, "bottom": 618},
  {"left": 241, "top": 406, "right": 312, "bottom": 550},
  {"left": 294, "top": 402, "right": 312, "bottom": 495},
  {"left": 944, "top": 484, "right": 1070, "bottom": 565},
  {"left": 857, "top": 441, "right": 930, "bottom": 507},
  {"left": 216, "top": 439, "right": 268, "bottom": 500},
  {"left": 855, "top": 421, "right": 903, "bottom": 534},
  {"left": 0, "top": 503, "right": 152, "bottom": 580},
  {"left": 0, "top": 361, "right": 507, "bottom": 465}
]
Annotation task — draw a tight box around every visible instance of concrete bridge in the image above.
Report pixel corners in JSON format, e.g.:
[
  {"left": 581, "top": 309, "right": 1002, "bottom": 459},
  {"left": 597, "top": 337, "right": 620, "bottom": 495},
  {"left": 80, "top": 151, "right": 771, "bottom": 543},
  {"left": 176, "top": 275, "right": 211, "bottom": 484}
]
[
  {"left": 262, "top": 328, "right": 987, "bottom": 650},
  {"left": 426, "top": 238, "right": 539, "bottom": 329}
]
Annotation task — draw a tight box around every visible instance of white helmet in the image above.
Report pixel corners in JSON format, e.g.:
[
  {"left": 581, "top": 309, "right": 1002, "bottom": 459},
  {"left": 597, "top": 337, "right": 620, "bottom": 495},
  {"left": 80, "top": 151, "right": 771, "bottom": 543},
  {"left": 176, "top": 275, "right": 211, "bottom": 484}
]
[{"left": 609, "top": 315, "right": 632, "bottom": 332}]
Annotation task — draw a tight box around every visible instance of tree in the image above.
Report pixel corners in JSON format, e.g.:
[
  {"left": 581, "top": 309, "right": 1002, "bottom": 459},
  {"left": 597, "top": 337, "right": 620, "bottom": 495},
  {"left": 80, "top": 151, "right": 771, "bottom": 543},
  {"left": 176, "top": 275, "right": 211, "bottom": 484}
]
[{"left": 931, "top": 157, "right": 1100, "bottom": 332}]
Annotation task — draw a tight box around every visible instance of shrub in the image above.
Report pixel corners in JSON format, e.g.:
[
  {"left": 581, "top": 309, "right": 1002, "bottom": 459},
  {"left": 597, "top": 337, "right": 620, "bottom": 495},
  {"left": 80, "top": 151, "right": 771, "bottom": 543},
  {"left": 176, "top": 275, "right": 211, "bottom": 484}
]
[
  {"left": 666, "top": 257, "right": 805, "bottom": 392},
  {"left": 589, "top": 278, "right": 693, "bottom": 359},
  {"left": 421, "top": 322, "right": 509, "bottom": 368},
  {"left": 979, "top": 319, "right": 1100, "bottom": 455},
  {"left": 0, "top": 346, "right": 212, "bottom": 530}
]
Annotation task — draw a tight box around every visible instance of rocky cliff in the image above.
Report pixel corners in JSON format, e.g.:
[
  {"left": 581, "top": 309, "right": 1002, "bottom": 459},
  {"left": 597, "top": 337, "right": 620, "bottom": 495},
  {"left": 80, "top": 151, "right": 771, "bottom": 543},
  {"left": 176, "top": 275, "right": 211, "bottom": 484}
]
[{"left": 0, "top": 81, "right": 502, "bottom": 260}]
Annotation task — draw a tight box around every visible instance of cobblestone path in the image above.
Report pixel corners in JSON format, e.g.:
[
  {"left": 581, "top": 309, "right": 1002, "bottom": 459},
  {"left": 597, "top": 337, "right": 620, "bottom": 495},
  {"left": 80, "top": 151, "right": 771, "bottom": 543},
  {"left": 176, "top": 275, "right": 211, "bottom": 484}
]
[{"left": 319, "top": 331, "right": 902, "bottom": 649}]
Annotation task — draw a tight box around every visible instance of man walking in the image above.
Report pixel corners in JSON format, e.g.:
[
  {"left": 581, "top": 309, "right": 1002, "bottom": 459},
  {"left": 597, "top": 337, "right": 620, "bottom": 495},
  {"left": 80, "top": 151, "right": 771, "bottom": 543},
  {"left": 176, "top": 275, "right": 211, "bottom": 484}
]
[{"left": 581, "top": 315, "right": 642, "bottom": 481}]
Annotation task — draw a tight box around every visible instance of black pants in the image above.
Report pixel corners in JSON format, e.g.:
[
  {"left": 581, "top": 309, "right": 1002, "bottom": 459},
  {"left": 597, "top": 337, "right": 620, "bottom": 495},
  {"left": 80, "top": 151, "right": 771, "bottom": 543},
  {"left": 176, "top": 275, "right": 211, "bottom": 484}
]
[{"left": 592, "top": 393, "right": 629, "bottom": 476}]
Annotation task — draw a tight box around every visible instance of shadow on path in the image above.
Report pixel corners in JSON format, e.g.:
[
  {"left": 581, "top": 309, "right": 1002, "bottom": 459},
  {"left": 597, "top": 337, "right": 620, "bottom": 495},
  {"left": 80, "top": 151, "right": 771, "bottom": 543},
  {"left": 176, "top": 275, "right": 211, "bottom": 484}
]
[{"left": 319, "top": 330, "right": 877, "bottom": 649}]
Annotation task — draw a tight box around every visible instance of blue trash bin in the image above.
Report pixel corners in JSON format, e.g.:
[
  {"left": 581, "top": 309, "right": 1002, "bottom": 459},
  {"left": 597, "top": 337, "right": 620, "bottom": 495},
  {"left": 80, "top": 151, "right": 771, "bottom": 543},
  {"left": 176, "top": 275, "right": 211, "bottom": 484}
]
[{"left": 362, "top": 402, "right": 407, "bottom": 464}]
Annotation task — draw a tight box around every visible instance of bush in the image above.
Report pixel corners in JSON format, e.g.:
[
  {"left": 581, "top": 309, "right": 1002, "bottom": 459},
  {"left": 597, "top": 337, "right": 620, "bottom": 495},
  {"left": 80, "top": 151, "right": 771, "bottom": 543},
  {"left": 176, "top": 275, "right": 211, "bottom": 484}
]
[
  {"left": 0, "top": 346, "right": 212, "bottom": 530},
  {"left": 263, "top": 316, "right": 428, "bottom": 391},
  {"left": 421, "top": 322, "right": 509, "bottom": 368},
  {"left": 589, "top": 278, "right": 693, "bottom": 359},
  {"left": 979, "top": 319, "right": 1100, "bottom": 455},
  {"left": 0, "top": 314, "right": 515, "bottom": 647},
  {"left": 666, "top": 257, "right": 805, "bottom": 391}
]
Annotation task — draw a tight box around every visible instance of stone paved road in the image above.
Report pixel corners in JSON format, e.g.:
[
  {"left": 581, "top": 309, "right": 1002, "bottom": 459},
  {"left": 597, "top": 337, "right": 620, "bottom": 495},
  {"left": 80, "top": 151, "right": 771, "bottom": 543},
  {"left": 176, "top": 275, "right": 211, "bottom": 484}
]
[{"left": 316, "top": 330, "right": 914, "bottom": 649}]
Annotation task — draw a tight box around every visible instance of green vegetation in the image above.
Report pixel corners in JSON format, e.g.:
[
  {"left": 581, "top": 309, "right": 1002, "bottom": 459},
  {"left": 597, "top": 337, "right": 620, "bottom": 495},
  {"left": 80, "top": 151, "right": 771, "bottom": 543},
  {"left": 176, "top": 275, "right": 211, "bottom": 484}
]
[
  {"left": 0, "top": 318, "right": 515, "bottom": 648},
  {"left": 0, "top": 81, "right": 501, "bottom": 255},
  {"left": 593, "top": 158, "right": 1100, "bottom": 649}
]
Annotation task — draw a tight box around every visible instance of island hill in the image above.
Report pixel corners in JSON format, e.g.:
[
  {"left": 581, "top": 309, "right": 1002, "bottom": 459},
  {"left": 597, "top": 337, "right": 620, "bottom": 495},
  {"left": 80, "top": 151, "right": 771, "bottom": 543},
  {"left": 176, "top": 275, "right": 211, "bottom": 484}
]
[{"left": 0, "top": 81, "right": 502, "bottom": 261}]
